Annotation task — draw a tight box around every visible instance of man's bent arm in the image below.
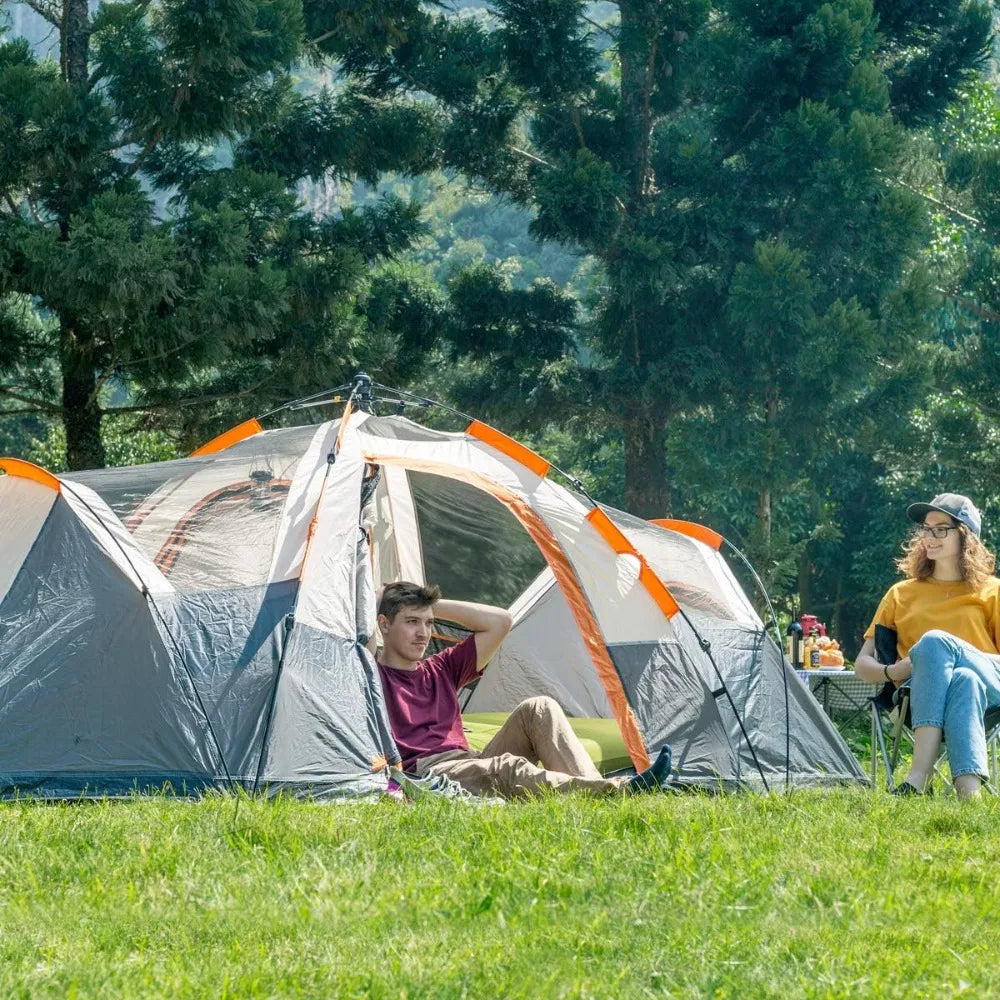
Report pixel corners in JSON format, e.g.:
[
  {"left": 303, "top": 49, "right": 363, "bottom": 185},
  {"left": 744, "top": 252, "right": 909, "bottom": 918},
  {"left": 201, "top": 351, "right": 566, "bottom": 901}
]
[{"left": 433, "top": 599, "right": 513, "bottom": 672}]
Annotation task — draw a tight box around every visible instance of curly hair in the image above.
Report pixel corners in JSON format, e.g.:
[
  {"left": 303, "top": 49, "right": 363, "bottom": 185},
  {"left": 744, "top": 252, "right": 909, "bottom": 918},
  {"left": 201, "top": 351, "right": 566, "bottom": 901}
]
[{"left": 896, "top": 523, "right": 996, "bottom": 590}]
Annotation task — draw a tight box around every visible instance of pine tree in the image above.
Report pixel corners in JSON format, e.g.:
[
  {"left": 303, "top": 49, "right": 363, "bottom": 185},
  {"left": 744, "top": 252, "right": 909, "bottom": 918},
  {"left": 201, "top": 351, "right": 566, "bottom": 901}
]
[
  {"left": 305, "top": 0, "right": 993, "bottom": 518},
  {"left": 0, "top": 0, "right": 440, "bottom": 468}
]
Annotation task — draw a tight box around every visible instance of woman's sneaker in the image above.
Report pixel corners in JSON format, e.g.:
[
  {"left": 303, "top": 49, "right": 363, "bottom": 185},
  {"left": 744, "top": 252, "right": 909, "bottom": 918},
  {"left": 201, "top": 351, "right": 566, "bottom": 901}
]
[{"left": 891, "top": 780, "right": 931, "bottom": 796}]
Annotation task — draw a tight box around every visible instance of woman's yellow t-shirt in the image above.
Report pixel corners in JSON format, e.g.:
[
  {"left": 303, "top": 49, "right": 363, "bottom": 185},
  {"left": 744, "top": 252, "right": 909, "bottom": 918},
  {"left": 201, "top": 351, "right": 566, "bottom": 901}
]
[{"left": 864, "top": 576, "right": 1000, "bottom": 659}]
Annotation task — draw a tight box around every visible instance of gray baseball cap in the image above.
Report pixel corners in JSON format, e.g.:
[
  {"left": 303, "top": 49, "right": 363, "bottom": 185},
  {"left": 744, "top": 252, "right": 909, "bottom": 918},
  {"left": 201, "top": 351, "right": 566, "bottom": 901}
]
[{"left": 907, "top": 493, "right": 982, "bottom": 537}]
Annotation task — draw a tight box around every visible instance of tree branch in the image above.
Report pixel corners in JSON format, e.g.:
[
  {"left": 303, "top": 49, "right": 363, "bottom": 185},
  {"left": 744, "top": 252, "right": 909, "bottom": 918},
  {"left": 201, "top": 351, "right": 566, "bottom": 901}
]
[
  {"left": 581, "top": 11, "right": 618, "bottom": 41},
  {"left": 122, "top": 63, "right": 197, "bottom": 178},
  {"left": 123, "top": 128, "right": 165, "bottom": 179},
  {"left": 0, "top": 387, "right": 64, "bottom": 414},
  {"left": 506, "top": 145, "right": 627, "bottom": 214},
  {"left": 24, "top": 197, "right": 45, "bottom": 226},
  {"left": 938, "top": 287, "right": 1000, "bottom": 325},
  {"left": 87, "top": 365, "right": 117, "bottom": 409},
  {"left": 570, "top": 105, "right": 587, "bottom": 150},
  {"left": 106, "top": 381, "right": 271, "bottom": 414},
  {"left": 507, "top": 145, "right": 553, "bottom": 169},
  {"left": 309, "top": 28, "right": 339, "bottom": 48},
  {"left": 86, "top": 64, "right": 108, "bottom": 94},
  {"left": 0, "top": 406, "right": 61, "bottom": 417},
  {"left": 21, "top": 0, "right": 60, "bottom": 26},
  {"left": 881, "top": 171, "right": 987, "bottom": 231},
  {"left": 86, "top": 336, "right": 197, "bottom": 408}
]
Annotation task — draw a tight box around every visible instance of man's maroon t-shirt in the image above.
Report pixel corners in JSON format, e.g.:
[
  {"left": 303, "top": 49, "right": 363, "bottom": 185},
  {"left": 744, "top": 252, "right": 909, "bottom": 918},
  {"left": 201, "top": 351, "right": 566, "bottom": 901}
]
[{"left": 378, "top": 635, "right": 480, "bottom": 772}]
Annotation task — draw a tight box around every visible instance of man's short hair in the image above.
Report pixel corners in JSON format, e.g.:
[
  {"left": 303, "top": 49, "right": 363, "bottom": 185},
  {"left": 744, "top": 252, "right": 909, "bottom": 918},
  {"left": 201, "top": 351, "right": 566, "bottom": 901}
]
[{"left": 378, "top": 581, "right": 441, "bottom": 622}]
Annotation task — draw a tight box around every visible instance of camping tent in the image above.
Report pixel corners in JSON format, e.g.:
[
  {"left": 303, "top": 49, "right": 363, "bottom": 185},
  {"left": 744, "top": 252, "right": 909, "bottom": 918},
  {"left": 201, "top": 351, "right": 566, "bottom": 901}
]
[{"left": 0, "top": 398, "right": 866, "bottom": 797}]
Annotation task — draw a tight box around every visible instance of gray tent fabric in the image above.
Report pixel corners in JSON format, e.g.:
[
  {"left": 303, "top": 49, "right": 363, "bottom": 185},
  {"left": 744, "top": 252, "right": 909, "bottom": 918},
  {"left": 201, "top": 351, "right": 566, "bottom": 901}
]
[
  {"left": 255, "top": 624, "right": 395, "bottom": 796},
  {"left": 0, "top": 498, "right": 221, "bottom": 795},
  {"left": 0, "top": 502, "right": 396, "bottom": 798},
  {"left": 0, "top": 430, "right": 399, "bottom": 798},
  {"left": 608, "top": 639, "right": 737, "bottom": 782},
  {"left": 692, "top": 620, "right": 863, "bottom": 787},
  {"left": 155, "top": 581, "right": 298, "bottom": 781},
  {"left": 611, "top": 615, "right": 868, "bottom": 789},
  {"left": 0, "top": 409, "right": 868, "bottom": 797}
]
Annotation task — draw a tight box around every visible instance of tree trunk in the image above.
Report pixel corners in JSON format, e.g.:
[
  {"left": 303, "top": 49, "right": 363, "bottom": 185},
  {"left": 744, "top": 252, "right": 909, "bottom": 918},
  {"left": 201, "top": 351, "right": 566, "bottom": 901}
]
[
  {"left": 61, "top": 320, "right": 105, "bottom": 471},
  {"left": 797, "top": 551, "right": 811, "bottom": 617},
  {"left": 755, "top": 393, "right": 778, "bottom": 582},
  {"left": 617, "top": 1, "right": 659, "bottom": 209},
  {"left": 616, "top": 8, "right": 670, "bottom": 517},
  {"left": 623, "top": 414, "right": 671, "bottom": 517},
  {"left": 61, "top": 0, "right": 89, "bottom": 87},
  {"left": 59, "top": 0, "right": 103, "bottom": 470},
  {"left": 831, "top": 570, "right": 843, "bottom": 639},
  {"left": 757, "top": 485, "right": 772, "bottom": 567}
]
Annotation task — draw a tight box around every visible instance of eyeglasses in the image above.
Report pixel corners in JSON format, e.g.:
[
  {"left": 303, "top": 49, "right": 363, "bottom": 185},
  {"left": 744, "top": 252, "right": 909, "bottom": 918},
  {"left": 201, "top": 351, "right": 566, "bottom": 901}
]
[{"left": 915, "top": 524, "right": 960, "bottom": 539}]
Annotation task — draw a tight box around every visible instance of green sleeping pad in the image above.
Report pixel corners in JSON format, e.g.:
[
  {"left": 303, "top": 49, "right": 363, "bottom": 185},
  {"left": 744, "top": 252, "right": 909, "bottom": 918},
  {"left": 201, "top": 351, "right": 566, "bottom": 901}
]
[{"left": 461, "top": 711, "right": 633, "bottom": 776}]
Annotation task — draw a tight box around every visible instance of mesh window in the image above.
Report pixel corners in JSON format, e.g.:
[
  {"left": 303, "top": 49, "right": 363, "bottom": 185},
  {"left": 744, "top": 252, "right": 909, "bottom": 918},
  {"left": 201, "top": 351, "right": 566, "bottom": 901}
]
[
  {"left": 406, "top": 471, "right": 546, "bottom": 608},
  {"left": 69, "top": 426, "right": 317, "bottom": 592}
]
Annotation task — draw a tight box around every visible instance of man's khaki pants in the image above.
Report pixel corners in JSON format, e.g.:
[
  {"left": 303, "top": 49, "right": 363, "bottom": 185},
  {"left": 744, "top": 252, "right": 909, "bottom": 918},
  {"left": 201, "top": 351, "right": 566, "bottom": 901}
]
[{"left": 415, "top": 696, "right": 626, "bottom": 798}]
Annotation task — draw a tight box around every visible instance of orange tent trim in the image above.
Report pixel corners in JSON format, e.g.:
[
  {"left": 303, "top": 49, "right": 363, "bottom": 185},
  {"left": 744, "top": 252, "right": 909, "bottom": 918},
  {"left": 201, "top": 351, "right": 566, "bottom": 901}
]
[
  {"left": 467, "top": 420, "right": 551, "bottom": 479},
  {"left": 189, "top": 418, "right": 264, "bottom": 457},
  {"left": 585, "top": 506, "right": 631, "bottom": 554},
  {"left": 334, "top": 398, "right": 355, "bottom": 456},
  {"left": 650, "top": 518, "right": 723, "bottom": 551},
  {"left": 586, "top": 508, "right": 680, "bottom": 619},
  {"left": 0, "top": 458, "right": 60, "bottom": 492}
]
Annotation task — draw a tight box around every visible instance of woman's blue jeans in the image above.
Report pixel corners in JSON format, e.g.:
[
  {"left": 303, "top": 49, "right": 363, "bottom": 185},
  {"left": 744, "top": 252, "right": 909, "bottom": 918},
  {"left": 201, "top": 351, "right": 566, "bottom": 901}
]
[{"left": 909, "top": 629, "right": 1000, "bottom": 780}]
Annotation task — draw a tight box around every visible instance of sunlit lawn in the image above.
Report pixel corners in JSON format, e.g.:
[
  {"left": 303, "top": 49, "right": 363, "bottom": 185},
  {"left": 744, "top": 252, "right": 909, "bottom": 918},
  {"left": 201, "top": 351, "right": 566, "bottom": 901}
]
[{"left": 2, "top": 783, "right": 1000, "bottom": 999}]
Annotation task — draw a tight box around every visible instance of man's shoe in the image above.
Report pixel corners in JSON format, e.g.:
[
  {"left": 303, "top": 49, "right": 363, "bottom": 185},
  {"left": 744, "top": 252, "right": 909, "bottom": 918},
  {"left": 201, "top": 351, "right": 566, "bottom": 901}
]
[
  {"left": 891, "top": 780, "right": 931, "bottom": 797},
  {"left": 625, "top": 744, "right": 672, "bottom": 795}
]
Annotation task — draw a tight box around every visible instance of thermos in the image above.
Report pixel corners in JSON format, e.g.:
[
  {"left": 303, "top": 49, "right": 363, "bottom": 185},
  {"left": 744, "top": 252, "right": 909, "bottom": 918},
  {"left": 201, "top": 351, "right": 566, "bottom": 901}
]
[{"left": 786, "top": 621, "right": 803, "bottom": 668}]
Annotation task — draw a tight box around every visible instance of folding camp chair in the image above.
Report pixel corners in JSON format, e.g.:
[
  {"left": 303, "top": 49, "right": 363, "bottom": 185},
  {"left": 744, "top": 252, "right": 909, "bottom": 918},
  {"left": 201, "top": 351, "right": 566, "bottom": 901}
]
[{"left": 870, "top": 679, "right": 1000, "bottom": 794}]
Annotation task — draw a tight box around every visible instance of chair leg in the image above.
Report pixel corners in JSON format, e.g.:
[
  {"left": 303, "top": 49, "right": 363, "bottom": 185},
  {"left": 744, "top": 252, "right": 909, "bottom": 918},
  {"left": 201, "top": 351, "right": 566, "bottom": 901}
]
[
  {"left": 889, "top": 693, "right": 909, "bottom": 772},
  {"left": 871, "top": 703, "right": 895, "bottom": 792},
  {"left": 931, "top": 749, "right": 953, "bottom": 794},
  {"left": 871, "top": 705, "right": 878, "bottom": 787},
  {"left": 983, "top": 729, "right": 1000, "bottom": 795}
]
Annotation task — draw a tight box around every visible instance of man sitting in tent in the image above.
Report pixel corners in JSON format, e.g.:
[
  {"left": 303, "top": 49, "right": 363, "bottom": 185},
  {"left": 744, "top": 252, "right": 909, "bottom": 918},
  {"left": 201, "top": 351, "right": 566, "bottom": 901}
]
[{"left": 375, "top": 581, "right": 672, "bottom": 798}]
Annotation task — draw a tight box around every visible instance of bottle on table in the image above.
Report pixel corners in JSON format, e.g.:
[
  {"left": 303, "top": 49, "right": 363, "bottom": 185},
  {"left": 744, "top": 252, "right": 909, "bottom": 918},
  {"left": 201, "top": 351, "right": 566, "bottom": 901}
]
[{"left": 806, "top": 627, "right": 821, "bottom": 670}]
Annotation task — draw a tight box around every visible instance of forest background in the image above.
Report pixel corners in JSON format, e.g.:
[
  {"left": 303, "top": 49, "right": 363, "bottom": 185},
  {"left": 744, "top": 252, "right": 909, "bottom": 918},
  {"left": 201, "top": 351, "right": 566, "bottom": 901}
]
[{"left": 2, "top": 0, "right": 1000, "bottom": 650}]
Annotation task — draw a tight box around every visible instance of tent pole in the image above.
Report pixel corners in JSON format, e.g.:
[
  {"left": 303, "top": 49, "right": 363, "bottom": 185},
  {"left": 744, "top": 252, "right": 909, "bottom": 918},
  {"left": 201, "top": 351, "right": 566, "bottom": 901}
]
[{"left": 676, "top": 605, "right": 770, "bottom": 791}]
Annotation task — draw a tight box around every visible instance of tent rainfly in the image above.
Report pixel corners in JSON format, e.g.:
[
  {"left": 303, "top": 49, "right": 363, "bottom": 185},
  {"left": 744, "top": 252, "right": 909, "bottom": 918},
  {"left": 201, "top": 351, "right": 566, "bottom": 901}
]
[{"left": 0, "top": 392, "right": 866, "bottom": 797}]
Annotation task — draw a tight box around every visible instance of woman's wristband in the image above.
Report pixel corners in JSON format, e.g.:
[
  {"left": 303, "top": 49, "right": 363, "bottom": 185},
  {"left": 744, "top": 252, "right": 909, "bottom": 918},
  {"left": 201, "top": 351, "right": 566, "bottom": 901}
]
[{"left": 883, "top": 663, "right": 892, "bottom": 682}]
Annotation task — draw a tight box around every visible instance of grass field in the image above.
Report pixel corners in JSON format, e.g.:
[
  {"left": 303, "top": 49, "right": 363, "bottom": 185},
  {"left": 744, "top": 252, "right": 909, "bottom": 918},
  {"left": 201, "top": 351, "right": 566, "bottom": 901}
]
[{"left": 3, "top": 787, "right": 1000, "bottom": 999}]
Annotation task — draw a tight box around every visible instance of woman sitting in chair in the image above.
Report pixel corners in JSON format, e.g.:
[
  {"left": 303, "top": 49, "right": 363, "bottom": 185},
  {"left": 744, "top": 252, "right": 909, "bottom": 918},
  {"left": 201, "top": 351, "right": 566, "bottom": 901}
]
[{"left": 855, "top": 494, "right": 1000, "bottom": 798}]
